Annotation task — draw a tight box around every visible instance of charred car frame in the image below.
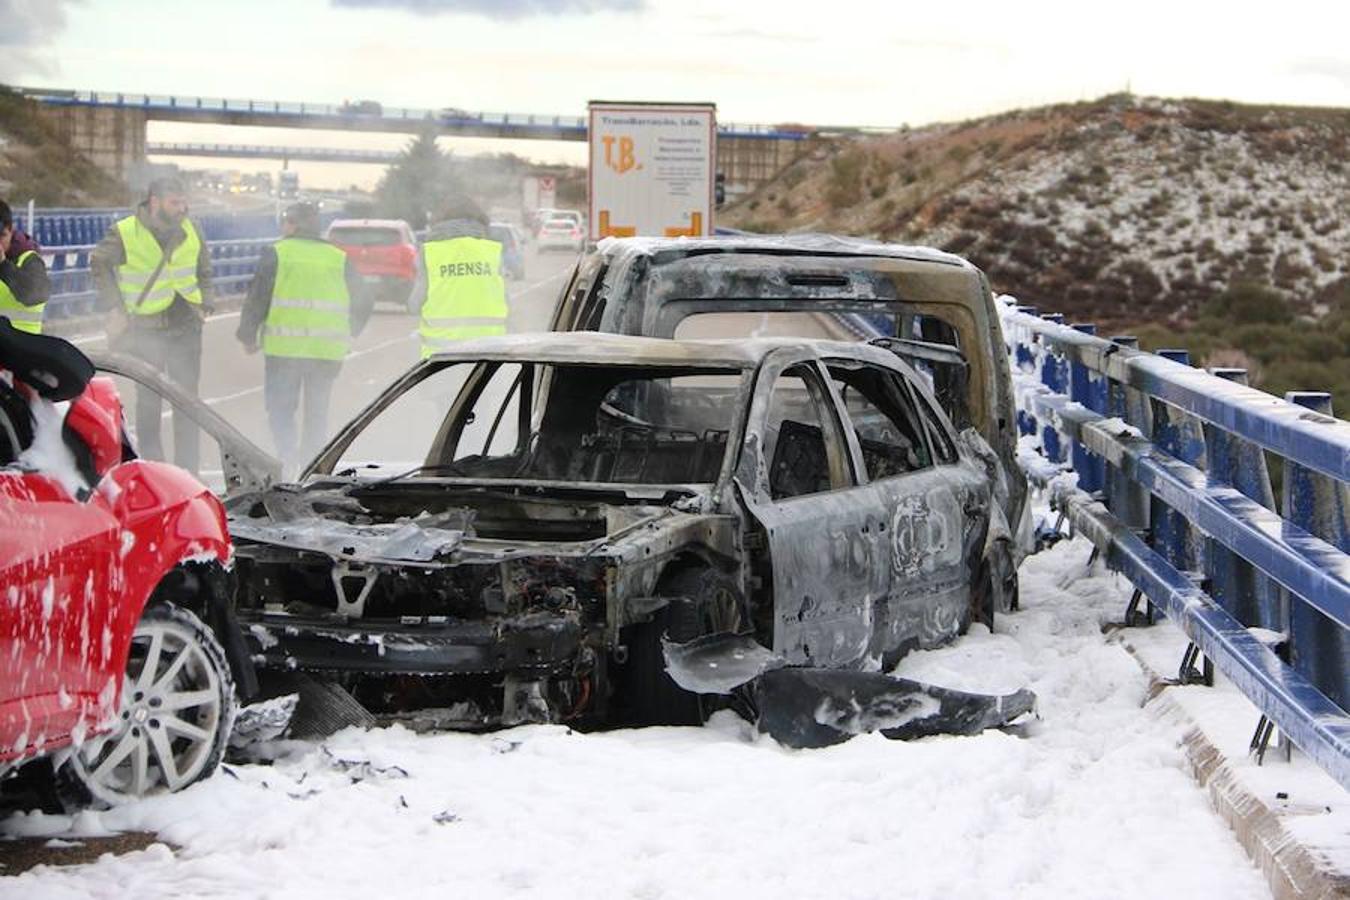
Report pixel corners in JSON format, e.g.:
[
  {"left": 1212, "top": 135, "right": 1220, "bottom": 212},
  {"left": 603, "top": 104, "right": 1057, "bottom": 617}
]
[{"left": 222, "top": 333, "right": 1024, "bottom": 734}]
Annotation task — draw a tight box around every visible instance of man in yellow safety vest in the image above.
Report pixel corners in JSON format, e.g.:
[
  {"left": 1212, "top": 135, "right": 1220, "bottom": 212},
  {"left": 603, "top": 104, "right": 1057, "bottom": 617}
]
[
  {"left": 410, "top": 198, "right": 507, "bottom": 358},
  {"left": 237, "top": 202, "right": 368, "bottom": 476},
  {"left": 0, "top": 200, "right": 50, "bottom": 335},
  {"left": 92, "top": 177, "right": 214, "bottom": 476}
]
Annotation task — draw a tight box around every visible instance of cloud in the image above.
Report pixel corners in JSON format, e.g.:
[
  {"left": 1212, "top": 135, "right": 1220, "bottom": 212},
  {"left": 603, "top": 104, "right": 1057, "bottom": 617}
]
[
  {"left": 0, "top": 0, "right": 79, "bottom": 78},
  {"left": 1287, "top": 57, "right": 1350, "bottom": 89},
  {"left": 331, "top": 0, "right": 643, "bottom": 19},
  {"left": 698, "top": 28, "right": 817, "bottom": 44}
]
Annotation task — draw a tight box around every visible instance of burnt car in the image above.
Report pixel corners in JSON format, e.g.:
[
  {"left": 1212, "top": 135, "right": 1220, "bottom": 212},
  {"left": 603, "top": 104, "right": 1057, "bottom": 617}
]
[
  {"left": 548, "top": 235, "right": 1031, "bottom": 568},
  {"left": 223, "top": 333, "right": 1027, "bottom": 741}
]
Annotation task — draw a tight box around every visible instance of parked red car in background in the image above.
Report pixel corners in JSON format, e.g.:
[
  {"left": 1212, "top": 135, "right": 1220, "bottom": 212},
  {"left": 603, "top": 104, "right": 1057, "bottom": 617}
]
[
  {"left": 0, "top": 320, "right": 238, "bottom": 807},
  {"left": 325, "top": 218, "right": 419, "bottom": 311}
]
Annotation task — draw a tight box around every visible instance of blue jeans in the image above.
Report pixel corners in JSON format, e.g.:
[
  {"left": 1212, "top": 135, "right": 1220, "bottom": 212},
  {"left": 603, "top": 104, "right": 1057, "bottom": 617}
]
[{"left": 264, "top": 356, "right": 341, "bottom": 476}]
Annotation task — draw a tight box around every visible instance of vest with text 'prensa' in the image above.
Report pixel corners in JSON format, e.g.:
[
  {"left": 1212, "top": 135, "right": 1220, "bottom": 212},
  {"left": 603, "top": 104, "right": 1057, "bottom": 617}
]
[{"left": 419, "top": 236, "right": 506, "bottom": 358}]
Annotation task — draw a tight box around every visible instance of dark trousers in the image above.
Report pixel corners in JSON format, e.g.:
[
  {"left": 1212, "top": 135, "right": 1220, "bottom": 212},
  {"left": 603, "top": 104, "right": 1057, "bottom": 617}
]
[
  {"left": 264, "top": 355, "right": 341, "bottom": 476},
  {"left": 117, "top": 325, "right": 203, "bottom": 476}
]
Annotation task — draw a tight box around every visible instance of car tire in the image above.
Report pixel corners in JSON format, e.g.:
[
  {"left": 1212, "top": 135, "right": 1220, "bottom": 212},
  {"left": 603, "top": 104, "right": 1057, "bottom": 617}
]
[
  {"left": 57, "top": 603, "right": 235, "bottom": 809},
  {"left": 617, "top": 567, "right": 743, "bottom": 727}
]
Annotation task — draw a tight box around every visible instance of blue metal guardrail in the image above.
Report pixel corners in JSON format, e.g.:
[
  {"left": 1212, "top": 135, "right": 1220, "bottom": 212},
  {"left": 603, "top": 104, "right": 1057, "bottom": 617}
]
[
  {"left": 17, "top": 209, "right": 279, "bottom": 248},
  {"left": 994, "top": 300, "right": 1350, "bottom": 790},
  {"left": 833, "top": 303, "right": 1350, "bottom": 789},
  {"left": 43, "top": 238, "right": 271, "bottom": 318}
]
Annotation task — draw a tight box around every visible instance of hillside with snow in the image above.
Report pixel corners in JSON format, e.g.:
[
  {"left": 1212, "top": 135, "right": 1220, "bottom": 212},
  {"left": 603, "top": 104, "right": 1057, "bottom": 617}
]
[{"left": 724, "top": 95, "right": 1350, "bottom": 331}]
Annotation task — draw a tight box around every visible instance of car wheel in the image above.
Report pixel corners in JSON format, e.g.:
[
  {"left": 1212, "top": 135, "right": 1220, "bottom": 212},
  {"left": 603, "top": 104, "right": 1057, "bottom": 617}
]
[
  {"left": 58, "top": 603, "right": 235, "bottom": 808},
  {"left": 617, "top": 567, "right": 743, "bottom": 727}
]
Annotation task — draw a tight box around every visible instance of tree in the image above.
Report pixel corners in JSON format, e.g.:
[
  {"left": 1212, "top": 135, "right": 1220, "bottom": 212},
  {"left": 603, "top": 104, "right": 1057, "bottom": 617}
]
[{"left": 373, "top": 124, "right": 468, "bottom": 229}]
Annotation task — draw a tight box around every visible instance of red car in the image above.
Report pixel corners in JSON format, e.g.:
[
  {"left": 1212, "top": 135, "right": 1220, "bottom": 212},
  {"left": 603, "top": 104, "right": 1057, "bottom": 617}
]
[
  {"left": 0, "top": 322, "right": 238, "bottom": 807},
  {"left": 325, "top": 218, "right": 418, "bottom": 310}
]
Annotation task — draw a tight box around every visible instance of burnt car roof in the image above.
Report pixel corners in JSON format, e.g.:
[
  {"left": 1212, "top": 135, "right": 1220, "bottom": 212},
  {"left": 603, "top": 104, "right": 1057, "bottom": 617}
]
[
  {"left": 424, "top": 332, "right": 898, "bottom": 369},
  {"left": 593, "top": 234, "right": 975, "bottom": 269}
]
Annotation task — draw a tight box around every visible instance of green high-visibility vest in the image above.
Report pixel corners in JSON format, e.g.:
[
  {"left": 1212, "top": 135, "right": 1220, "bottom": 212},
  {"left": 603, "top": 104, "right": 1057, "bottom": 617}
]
[
  {"left": 0, "top": 251, "right": 44, "bottom": 334},
  {"left": 262, "top": 238, "right": 351, "bottom": 361},
  {"left": 115, "top": 216, "right": 203, "bottom": 315},
  {"left": 419, "top": 237, "right": 506, "bottom": 358}
]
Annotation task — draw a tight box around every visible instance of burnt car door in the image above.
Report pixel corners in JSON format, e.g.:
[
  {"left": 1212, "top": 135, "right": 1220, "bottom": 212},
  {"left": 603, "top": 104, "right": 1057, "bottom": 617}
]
[
  {"left": 735, "top": 348, "right": 891, "bottom": 668},
  {"left": 85, "top": 351, "right": 280, "bottom": 497},
  {"left": 824, "top": 356, "right": 990, "bottom": 661}
]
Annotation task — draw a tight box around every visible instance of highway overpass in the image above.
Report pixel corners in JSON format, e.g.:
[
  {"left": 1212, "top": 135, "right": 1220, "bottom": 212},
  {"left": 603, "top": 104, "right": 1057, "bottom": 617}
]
[{"left": 23, "top": 87, "right": 848, "bottom": 193}]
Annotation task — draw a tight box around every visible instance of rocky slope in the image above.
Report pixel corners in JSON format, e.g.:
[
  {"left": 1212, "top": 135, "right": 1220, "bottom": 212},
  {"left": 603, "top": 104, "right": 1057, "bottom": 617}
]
[{"left": 724, "top": 95, "right": 1350, "bottom": 331}]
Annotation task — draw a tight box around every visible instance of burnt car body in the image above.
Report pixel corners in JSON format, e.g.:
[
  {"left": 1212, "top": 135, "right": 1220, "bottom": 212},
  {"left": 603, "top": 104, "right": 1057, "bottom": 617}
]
[
  {"left": 222, "top": 333, "right": 1021, "bottom": 731},
  {"left": 547, "top": 235, "right": 1031, "bottom": 563}
]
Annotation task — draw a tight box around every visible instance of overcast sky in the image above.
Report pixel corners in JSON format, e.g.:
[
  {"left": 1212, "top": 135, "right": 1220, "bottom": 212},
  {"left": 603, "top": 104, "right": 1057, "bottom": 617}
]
[{"left": 5, "top": 0, "right": 1348, "bottom": 186}]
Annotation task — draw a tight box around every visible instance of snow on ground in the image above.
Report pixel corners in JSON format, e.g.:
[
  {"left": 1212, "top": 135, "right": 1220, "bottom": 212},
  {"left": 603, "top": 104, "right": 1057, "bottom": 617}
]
[{"left": 0, "top": 538, "right": 1275, "bottom": 899}]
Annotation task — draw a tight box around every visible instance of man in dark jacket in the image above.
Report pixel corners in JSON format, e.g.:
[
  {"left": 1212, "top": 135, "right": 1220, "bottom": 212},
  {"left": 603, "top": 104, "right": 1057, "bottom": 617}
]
[
  {"left": 0, "top": 200, "right": 51, "bottom": 335},
  {"left": 237, "top": 202, "right": 368, "bottom": 476},
  {"left": 91, "top": 176, "right": 213, "bottom": 476}
]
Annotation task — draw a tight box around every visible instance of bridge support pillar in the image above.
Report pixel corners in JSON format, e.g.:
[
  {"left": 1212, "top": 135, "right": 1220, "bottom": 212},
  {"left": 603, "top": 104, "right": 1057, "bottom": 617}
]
[
  {"left": 717, "top": 136, "right": 807, "bottom": 200},
  {"left": 37, "top": 104, "right": 147, "bottom": 183}
]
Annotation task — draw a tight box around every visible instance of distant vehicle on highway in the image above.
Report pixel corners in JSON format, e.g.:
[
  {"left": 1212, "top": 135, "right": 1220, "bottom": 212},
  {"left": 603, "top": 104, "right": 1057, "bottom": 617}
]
[
  {"left": 489, "top": 222, "right": 526, "bottom": 280},
  {"left": 537, "top": 215, "right": 585, "bottom": 253},
  {"left": 439, "top": 106, "right": 474, "bottom": 121},
  {"left": 325, "top": 218, "right": 418, "bottom": 310},
  {"left": 278, "top": 170, "right": 299, "bottom": 200},
  {"left": 339, "top": 99, "right": 383, "bottom": 116}
]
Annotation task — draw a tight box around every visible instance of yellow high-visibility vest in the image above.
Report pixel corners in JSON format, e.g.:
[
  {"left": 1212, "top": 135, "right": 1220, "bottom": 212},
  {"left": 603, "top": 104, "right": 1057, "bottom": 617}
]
[
  {"left": 115, "top": 216, "right": 203, "bottom": 315},
  {"left": 419, "top": 237, "right": 506, "bottom": 358},
  {"left": 0, "top": 251, "right": 44, "bottom": 334},
  {"left": 262, "top": 238, "right": 351, "bottom": 361}
]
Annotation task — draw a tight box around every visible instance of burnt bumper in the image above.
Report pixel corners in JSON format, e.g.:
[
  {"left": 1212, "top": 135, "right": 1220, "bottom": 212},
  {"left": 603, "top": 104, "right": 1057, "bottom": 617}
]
[{"left": 241, "top": 612, "right": 584, "bottom": 676}]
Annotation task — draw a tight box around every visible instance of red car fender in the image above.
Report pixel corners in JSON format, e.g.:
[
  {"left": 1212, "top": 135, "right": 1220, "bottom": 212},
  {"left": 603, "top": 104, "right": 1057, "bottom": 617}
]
[
  {"left": 65, "top": 376, "right": 124, "bottom": 479},
  {"left": 91, "top": 461, "right": 232, "bottom": 673}
]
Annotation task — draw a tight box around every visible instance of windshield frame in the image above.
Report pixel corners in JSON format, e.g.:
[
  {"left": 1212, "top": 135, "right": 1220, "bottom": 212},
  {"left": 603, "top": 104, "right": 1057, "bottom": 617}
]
[{"left": 305, "top": 356, "right": 756, "bottom": 493}]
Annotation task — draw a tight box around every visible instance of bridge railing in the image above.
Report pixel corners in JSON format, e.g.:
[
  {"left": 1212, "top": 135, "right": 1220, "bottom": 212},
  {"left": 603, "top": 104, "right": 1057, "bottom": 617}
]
[
  {"left": 43, "top": 238, "right": 271, "bottom": 320},
  {"left": 18, "top": 210, "right": 279, "bottom": 249},
  {"left": 24, "top": 87, "right": 822, "bottom": 139},
  {"left": 998, "top": 299, "right": 1350, "bottom": 790}
]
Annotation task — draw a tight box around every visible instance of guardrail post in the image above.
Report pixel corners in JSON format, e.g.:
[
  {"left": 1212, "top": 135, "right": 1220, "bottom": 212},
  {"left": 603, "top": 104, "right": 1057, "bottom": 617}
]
[
  {"left": 1204, "top": 368, "right": 1281, "bottom": 630},
  {"left": 1283, "top": 392, "right": 1350, "bottom": 712},
  {"left": 1012, "top": 306, "right": 1039, "bottom": 439},
  {"left": 1068, "top": 323, "right": 1106, "bottom": 494},
  {"left": 1150, "top": 350, "right": 1206, "bottom": 573},
  {"left": 1039, "top": 314, "right": 1067, "bottom": 462},
  {"left": 1107, "top": 336, "right": 1151, "bottom": 531}
]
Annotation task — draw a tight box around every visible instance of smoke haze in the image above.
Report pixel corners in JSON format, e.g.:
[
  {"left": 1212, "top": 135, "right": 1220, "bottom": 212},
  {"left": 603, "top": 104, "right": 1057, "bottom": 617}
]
[{"left": 331, "top": 0, "right": 642, "bottom": 19}]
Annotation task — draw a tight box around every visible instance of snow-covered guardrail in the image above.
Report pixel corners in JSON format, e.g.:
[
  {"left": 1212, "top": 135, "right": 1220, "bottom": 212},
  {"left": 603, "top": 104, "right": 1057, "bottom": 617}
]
[{"left": 998, "top": 299, "right": 1350, "bottom": 791}]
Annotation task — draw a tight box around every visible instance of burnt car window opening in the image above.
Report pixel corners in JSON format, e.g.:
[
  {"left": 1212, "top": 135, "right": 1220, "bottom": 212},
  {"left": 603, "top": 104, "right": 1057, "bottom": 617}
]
[
  {"left": 504, "top": 367, "right": 743, "bottom": 485},
  {"left": 328, "top": 360, "right": 748, "bottom": 487},
  {"left": 673, "top": 311, "right": 848, "bottom": 343},
  {"left": 764, "top": 365, "right": 851, "bottom": 501},
  {"left": 330, "top": 363, "right": 475, "bottom": 473},
  {"left": 905, "top": 313, "right": 962, "bottom": 348},
  {"left": 910, "top": 385, "right": 959, "bottom": 464},
  {"left": 453, "top": 362, "right": 526, "bottom": 462},
  {"left": 829, "top": 365, "right": 932, "bottom": 480}
]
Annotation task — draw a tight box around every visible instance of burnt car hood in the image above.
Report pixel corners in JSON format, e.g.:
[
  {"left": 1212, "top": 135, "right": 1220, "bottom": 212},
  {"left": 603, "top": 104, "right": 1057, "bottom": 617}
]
[{"left": 225, "top": 478, "right": 711, "bottom": 564}]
